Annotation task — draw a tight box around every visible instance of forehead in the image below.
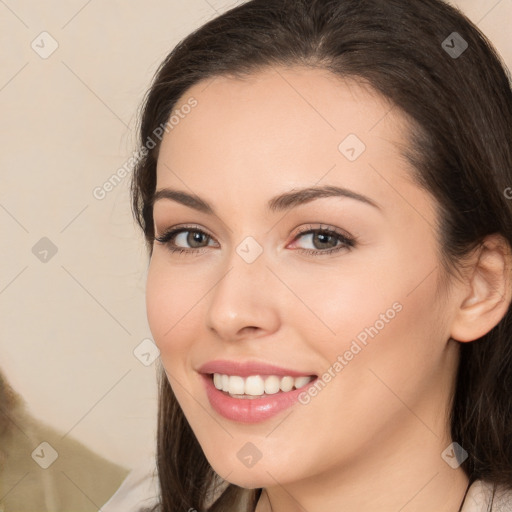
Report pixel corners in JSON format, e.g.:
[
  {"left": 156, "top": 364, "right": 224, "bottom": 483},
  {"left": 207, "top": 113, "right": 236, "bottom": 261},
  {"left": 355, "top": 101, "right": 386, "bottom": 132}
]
[{"left": 155, "top": 65, "right": 419, "bottom": 211}]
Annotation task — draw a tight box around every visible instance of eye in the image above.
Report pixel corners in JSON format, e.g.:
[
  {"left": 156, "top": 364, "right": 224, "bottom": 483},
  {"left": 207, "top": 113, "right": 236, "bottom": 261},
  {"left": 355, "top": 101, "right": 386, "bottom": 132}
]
[
  {"left": 154, "top": 225, "right": 217, "bottom": 255},
  {"left": 154, "top": 223, "right": 356, "bottom": 257},
  {"left": 289, "top": 224, "right": 356, "bottom": 255}
]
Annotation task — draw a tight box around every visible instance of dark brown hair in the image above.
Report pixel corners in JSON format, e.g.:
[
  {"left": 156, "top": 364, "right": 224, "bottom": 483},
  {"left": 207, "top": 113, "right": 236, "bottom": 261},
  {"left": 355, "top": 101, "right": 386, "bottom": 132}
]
[{"left": 131, "top": 0, "right": 512, "bottom": 510}]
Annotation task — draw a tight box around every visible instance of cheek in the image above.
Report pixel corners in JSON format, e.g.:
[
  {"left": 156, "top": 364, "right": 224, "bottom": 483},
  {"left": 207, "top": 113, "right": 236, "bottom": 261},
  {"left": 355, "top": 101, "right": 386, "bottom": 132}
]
[
  {"left": 295, "top": 246, "right": 445, "bottom": 384},
  {"left": 319, "top": 265, "right": 448, "bottom": 420},
  {"left": 145, "top": 255, "right": 201, "bottom": 357},
  {"left": 277, "top": 256, "right": 402, "bottom": 348}
]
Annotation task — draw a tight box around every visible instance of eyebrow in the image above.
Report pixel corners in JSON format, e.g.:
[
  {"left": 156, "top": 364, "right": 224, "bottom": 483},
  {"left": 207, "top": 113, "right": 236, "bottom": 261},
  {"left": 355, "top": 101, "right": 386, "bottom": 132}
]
[{"left": 152, "top": 185, "right": 381, "bottom": 214}]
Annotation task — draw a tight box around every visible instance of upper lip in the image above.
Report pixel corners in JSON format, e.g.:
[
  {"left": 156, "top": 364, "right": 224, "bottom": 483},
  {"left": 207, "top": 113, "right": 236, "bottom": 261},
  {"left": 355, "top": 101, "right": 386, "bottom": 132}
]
[{"left": 198, "top": 359, "right": 316, "bottom": 378}]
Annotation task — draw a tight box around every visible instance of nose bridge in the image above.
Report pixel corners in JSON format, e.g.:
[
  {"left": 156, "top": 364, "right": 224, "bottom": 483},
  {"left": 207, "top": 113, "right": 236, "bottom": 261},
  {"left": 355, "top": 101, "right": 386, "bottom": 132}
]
[{"left": 205, "top": 239, "right": 280, "bottom": 339}]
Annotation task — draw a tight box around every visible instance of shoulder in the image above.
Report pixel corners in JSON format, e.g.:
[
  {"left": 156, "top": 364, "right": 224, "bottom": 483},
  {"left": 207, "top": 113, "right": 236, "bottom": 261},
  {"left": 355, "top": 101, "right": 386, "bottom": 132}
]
[
  {"left": 100, "top": 456, "right": 160, "bottom": 512},
  {"left": 461, "top": 479, "right": 512, "bottom": 512},
  {"left": 1, "top": 406, "right": 128, "bottom": 511}
]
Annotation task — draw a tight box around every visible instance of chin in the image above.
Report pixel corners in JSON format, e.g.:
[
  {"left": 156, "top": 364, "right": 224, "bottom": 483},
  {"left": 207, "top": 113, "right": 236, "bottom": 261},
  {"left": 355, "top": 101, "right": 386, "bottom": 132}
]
[
  {"left": 206, "top": 451, "right": 298, "bottom": 489},
  {"left": 221, "top": 470, "right": 277, "bottom": 490}
]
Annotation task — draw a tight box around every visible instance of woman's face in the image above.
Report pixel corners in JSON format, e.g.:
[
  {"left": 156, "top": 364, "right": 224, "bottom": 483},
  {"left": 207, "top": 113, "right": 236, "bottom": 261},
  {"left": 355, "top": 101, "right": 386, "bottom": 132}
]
[{"left": 146, "top": 66, "right": 460, "bottom": 488}]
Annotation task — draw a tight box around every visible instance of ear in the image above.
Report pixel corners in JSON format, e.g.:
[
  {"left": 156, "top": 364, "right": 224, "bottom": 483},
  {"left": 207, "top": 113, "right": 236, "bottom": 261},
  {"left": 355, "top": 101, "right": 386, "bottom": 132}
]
[{"left": 450, "top": 234, "right": 512, "bottom": 343}]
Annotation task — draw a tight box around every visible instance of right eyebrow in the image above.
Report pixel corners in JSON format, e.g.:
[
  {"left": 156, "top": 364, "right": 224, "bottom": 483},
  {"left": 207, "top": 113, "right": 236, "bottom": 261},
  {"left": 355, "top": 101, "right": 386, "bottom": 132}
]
[{"left": 152, "top": 188, "right": 213, "bottom": 214}]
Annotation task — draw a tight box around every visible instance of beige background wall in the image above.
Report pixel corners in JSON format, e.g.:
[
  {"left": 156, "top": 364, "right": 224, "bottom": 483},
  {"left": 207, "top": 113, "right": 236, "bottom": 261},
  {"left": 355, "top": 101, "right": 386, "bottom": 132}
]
[{"left": 1, "top": 0, "right": 511, "bottom": 471}]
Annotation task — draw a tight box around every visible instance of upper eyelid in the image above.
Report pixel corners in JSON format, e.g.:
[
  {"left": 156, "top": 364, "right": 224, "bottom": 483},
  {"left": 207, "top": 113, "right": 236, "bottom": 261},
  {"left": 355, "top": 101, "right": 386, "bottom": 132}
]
[
  {"left": 157, "top": 224, "right": 213, "bottom": 237},
  {"left": 155, "top": 224, "right": 355, "bottom": 249},
  {"left": 155, "top": 223, "right": 350, "bottom": 238},
  {"left": 294, "top": 223, "right": 352, "bottom": 236},
  {"left": 155, "top": 224, "right": 216, "bottom": 243}
]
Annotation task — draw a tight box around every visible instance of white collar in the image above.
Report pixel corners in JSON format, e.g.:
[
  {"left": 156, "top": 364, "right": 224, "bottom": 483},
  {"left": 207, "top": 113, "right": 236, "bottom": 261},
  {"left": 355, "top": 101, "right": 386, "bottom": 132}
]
[{"left": 461, "top": 480, "right": 512, "bottom": 512}]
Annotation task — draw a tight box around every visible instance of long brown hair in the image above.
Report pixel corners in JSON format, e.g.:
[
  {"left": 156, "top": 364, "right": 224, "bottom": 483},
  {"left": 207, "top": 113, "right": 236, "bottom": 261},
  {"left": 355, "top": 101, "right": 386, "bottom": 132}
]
[{"left": 131, "top": 0, "right": 512, "bottom": 510}]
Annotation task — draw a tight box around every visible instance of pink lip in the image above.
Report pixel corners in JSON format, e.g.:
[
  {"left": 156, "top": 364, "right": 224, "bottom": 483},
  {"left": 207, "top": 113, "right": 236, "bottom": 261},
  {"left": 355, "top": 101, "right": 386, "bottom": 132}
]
[
  {"left": 198, "top": 359, "right": 317, "bottom": 423},
  {"left": 198, "top": 359, "right": 315, "bottom": 378}
]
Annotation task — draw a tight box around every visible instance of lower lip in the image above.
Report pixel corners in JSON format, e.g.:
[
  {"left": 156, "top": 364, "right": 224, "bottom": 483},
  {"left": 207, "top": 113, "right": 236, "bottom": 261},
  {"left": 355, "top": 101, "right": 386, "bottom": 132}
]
[{"left": 201, "top": 374, "right": 316, "bottom": 423}]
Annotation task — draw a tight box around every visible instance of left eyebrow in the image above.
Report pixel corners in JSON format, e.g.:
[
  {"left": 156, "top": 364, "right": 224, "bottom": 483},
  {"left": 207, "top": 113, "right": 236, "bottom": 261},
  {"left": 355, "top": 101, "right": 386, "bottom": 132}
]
[
  {"left": 267, "top": 185, "right": 381, "bottom": 213},
  {"left": 152, "top": 185, "right": 381, "bottom": 214}
]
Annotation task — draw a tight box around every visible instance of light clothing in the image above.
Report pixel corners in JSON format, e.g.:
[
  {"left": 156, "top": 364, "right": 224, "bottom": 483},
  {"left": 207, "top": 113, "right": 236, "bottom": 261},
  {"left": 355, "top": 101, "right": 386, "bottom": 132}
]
[
  {"left": 101, "top": 464, "right": 512, "bottom": 512},
  {"left": 100, "top": 456, "right": 159, "bottom": 512},
  {"left": 461, "top": 480, "right": 512, "bottom": 512}
]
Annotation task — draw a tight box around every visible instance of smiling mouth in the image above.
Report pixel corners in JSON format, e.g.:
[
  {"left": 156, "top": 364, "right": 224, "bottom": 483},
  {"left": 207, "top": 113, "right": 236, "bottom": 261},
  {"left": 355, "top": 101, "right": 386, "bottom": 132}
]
[{"left": 209, "top": 373, "right": 316, "bottom": 399}]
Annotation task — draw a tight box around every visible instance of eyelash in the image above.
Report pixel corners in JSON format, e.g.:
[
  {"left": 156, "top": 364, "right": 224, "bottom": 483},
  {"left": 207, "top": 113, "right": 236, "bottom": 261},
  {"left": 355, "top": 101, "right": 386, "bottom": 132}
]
[
  {"left": 292, "top": 224, "right": 356, "bottom": 255},
  {"left": 153, "top": 223, "right": 356, "bottom": 257},
  {"left": 154, "top": 225, "right": 214, "bottom": 257}
]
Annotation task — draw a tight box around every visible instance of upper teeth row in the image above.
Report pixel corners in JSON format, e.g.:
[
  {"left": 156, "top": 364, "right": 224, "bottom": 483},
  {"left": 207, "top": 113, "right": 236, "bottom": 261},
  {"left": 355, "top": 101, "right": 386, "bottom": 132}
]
[{"left": 213, "top": 373, "right": 313, "bottom": 396}]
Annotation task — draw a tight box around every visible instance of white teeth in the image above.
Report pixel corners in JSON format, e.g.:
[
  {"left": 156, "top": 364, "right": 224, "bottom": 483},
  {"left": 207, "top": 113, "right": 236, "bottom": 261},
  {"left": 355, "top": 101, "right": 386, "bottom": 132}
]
[
  {"left": 280, "top": 376, "right": 294, "bottom": 392},
  {"left": 264, "top": 375, "right": 280, "bottom": 395},
  {"left": 212, "top": 373, "right": 314, "bottom": 396},
  {"left": 213, "top": 373, "right": 222, "bottom": 390},
  {"left": 229, "top": 375, "right": 245, "bottom": 395},
  {"left": 294, "top": 376, "right": 311, "bottom": 389},
  {"left": 245, "top": 375, "right": 265, "bottom": 396},
  {"left": 221, "top": 374, "right": 230, "bottom": 392}
]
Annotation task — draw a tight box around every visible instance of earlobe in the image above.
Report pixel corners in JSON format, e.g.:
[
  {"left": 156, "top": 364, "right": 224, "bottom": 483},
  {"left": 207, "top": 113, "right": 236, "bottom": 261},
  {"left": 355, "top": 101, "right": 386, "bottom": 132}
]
[{"left": 450, "top": 234, "right": 512, "bottom": 343}]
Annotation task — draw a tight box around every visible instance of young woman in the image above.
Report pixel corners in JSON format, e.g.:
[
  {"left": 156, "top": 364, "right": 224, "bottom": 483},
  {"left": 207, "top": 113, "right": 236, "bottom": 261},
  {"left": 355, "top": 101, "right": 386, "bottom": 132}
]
[{"left": 124, "top": 0, "right": 512, "bottom": 510}]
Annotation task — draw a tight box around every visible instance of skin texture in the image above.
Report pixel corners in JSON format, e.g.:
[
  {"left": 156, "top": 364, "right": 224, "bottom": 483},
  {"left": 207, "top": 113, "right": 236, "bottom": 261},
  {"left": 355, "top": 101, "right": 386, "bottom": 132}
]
[{"left": 146, "top": 66, "right": 510, "bottom": 512}]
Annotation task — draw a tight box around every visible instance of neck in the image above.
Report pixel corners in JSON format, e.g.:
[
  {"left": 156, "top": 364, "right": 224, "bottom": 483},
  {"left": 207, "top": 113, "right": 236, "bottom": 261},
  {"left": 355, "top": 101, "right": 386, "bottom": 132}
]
[{"left": 256, "top": 418, "right": 470, "bottom": 512}]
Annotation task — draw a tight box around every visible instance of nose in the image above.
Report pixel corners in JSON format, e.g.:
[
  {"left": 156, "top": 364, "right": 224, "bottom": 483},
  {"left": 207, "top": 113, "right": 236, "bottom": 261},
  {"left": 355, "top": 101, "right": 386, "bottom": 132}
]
[{"left": 205, "top": 252, "right": 281, "bottom": 342}]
